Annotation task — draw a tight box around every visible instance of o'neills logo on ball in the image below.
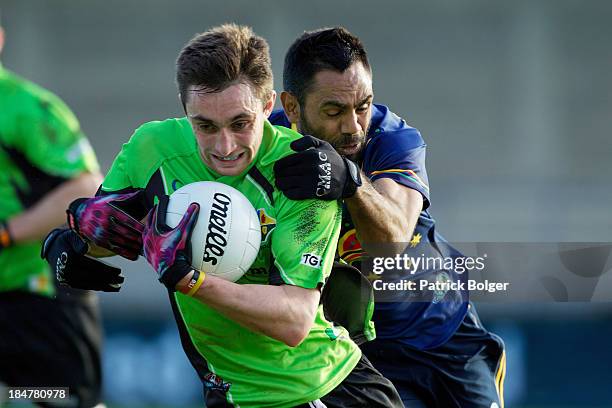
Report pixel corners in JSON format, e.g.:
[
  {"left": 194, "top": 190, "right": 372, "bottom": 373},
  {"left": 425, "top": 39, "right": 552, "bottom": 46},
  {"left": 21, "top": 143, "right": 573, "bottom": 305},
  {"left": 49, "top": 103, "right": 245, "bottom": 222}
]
[{"left": 202, "top": 192, "right": 231, "bottom": 266}]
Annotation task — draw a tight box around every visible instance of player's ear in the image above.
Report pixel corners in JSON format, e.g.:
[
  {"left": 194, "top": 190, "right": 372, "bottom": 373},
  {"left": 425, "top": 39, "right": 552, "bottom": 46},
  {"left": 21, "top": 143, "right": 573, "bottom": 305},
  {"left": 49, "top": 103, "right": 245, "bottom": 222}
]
[
  {"left": 263, "top": 90, "right": 276, "bottom": 118},
  {"left": 280, "top": 91, "right": 300, "bottom": 124}
]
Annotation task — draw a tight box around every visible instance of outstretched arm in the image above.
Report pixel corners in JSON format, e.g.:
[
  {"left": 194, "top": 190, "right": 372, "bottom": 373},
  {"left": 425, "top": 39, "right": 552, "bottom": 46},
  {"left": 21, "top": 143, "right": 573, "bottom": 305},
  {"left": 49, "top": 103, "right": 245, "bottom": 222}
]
[{"left": 4, "top": 171, "right": 101, "bottom": 244}]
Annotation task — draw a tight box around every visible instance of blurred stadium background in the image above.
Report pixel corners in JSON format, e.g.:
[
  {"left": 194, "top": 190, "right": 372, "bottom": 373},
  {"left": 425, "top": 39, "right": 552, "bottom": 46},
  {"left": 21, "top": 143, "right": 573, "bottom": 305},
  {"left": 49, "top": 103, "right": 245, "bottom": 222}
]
[{"left": 1, "top": 0, "right": 611, "bottom": 406}]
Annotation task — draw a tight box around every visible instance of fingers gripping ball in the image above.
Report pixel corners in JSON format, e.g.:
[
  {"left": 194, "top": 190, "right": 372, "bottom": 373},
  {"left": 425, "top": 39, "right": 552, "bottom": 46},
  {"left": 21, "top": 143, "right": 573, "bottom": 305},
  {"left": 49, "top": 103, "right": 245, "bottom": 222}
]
[
  {"left": 166, "top": 182, "right": 261, "bottom": 282},
  {"left": 67, "top": 190, "right": 147, "bottom": 260}
]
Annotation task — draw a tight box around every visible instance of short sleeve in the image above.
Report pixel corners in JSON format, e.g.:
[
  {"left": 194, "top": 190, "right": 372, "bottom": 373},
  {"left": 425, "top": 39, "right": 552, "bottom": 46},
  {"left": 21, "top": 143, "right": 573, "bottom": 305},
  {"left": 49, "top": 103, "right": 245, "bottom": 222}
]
[
  {"left": 363, "top": 128, "right": 431, "bottom": 209},
  {"left": 100, "top": 141, "right": 133, "bottom": 193},
  {"left": 14, "top": 96, "right": 98, "bottom": 177},
  {"left": 270, "top": 197, "right": 342, "bottom": 289}
]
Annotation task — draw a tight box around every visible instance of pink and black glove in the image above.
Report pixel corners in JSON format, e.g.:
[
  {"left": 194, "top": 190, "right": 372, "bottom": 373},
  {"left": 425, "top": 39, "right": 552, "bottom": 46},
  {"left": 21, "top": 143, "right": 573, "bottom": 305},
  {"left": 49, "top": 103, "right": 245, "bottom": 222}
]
[
  {"left": 67, "top": 190, "right": 147, "bottom": 260},
  {"left": 142, "top": 195, "right": 199, "bottom": 291}
]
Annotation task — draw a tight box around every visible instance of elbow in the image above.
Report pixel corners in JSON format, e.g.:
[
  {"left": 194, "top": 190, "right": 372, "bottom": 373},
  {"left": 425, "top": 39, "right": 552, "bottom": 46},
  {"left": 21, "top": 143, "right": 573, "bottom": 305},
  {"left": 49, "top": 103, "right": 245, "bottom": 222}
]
[
  {"left": 282, "top": 323, "right": 311, "bottom": 348},
  {"left": 279, "top": 310, "right": 315, "bottom": 347},
  {"left": 275, "top": 285, "right": 319, "bottom": 347}
]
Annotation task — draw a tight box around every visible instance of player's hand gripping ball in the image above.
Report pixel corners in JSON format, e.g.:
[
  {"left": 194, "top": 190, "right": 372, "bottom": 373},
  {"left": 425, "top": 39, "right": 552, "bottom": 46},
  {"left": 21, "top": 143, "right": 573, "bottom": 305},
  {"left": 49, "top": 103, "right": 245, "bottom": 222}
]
[
  {"left": 166, "top": 181, "right": 261, "bottom": 282},
  {"left": 67, "top": 190, "right": 148, "bottom": 260}
]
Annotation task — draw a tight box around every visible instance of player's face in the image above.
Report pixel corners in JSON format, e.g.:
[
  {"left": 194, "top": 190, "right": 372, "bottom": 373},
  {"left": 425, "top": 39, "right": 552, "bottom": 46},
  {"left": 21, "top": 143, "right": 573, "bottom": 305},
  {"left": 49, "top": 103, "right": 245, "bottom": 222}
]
[
  {"left": 299, "top": 62, "right": 373, "bottom": 161},
  {"left": 185, "top": 83, "right": 275, "bottom": 176}
]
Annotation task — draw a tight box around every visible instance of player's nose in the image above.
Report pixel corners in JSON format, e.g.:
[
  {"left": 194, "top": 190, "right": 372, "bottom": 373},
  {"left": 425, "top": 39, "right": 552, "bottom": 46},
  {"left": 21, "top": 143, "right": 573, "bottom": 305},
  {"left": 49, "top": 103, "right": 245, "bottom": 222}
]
[
  {"left": 214, "top": 129, "right": 237, "bottom": 156},
  {"left": 341, "top": 111, "right": 362, "bottom": 135}
]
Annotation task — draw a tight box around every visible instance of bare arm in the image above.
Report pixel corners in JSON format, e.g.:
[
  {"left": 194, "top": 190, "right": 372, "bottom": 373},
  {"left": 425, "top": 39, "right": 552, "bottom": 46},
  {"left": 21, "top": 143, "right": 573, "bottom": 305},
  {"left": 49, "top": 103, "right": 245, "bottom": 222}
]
[
  {"left": 6, "top": 171, "right": 103, "bottom": 243},
  {"left": 176, "top": 273, "right": 320, "bottom": 347},
  {"left": 345, "top": 176, "right": 423, "bottom": 248}
]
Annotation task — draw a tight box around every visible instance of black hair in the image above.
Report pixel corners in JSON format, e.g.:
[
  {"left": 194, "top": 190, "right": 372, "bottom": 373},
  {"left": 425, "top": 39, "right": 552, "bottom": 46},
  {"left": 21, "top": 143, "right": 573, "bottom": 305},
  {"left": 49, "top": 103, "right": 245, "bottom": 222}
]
[{"left": 283, "top": 27, "right": 370, "bottom": 104}]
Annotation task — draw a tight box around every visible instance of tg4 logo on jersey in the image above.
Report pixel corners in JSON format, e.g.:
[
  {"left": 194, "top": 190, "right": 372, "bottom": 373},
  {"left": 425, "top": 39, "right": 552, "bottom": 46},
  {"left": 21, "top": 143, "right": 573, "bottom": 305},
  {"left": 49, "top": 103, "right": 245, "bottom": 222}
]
[{"left": 301, "top": 253, "right": 322, "bottom": 268}]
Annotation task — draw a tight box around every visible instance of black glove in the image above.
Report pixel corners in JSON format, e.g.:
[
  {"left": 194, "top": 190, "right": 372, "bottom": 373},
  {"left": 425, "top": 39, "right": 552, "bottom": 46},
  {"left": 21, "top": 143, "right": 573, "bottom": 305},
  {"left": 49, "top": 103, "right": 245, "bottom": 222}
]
[
  {"left": 273, "top": 135, "right": 362, "bottom": 200},
  {"left": 41, "top": 228, "right": 124, "bottom": 292}
]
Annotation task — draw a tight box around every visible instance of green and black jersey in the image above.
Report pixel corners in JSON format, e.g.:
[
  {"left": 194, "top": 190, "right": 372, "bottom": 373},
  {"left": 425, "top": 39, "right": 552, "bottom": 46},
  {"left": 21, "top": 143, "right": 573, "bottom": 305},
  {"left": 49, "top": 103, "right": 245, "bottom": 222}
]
[
  {"left": 101, "top": 117, "right": 361, "bottom": 407},
  {"left": 0, "top": 66, "right": 99, "bottom": 296}
]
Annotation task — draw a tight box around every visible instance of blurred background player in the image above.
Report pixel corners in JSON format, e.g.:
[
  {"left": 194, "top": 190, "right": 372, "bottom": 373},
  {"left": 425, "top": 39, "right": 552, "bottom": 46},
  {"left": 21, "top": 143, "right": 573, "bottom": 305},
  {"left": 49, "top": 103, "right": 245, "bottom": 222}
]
[
  {"left": 271, "top": 27, "right": 506, "bottom": 408},
  {"left": 0, "top": 18, "right": 105, "bottom": 408},
  {"left": 42, "top": 24, "right": 403, "bottom": 407}
]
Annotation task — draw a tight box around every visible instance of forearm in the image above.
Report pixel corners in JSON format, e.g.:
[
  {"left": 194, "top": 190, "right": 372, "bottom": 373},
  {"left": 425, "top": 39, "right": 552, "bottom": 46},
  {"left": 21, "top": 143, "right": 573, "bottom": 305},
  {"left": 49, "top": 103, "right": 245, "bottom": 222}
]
[
  {"left": 7, "top": 171, "right": 102, "bottom": 243},
  {"left": 177, "top": 273, "right": 319, "bottom": 347},
  {"left": 345, "top": 176, "right": 418, "bottom": 244}
]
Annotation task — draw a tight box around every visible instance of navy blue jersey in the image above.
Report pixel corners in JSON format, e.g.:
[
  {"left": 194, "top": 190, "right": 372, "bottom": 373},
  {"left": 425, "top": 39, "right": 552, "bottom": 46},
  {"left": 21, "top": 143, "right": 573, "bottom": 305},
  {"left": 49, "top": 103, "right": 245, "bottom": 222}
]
[{"left": 269, "top": 104, "right": 468, "bottom": 349}]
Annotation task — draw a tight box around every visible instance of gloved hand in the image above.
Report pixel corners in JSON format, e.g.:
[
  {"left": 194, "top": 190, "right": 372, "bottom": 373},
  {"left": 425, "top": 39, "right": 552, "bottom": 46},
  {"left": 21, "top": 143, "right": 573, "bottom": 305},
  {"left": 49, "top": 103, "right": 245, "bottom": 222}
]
[
  {"left": 67, "top": 190, "right": 147, "bottom": 260},
  {"left": 41, "top": 228, "right": 124, "bottom": 292},
  {"left": 142, "top": 195, "right": 200, "bottom": 291},
  {"left": 273, "top": 135, "right": 362, "bottom": 200},
  {"left": 0, "top": 221, "right": 14, "bottom": 254}
]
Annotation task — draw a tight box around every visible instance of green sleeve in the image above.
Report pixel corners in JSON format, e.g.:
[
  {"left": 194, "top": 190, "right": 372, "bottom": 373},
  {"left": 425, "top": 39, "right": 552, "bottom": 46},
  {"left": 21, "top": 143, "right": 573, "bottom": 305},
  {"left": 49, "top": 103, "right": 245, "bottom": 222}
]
[
  {"left": 14, "top": 95, "right": 98, "bottom": 177},
  {"left": 271, "top": 197, "right": 342, "bottom": 289},
  {"left": 101, "top": 141, "right": 133, "bottom": 192}
]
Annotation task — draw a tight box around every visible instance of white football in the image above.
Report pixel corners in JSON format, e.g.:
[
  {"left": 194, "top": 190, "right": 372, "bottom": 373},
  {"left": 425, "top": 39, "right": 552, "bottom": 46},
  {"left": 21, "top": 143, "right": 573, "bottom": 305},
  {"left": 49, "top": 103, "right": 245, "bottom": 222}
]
[{"left": 165, "top": 181, "right": 261, "bottom": 282}]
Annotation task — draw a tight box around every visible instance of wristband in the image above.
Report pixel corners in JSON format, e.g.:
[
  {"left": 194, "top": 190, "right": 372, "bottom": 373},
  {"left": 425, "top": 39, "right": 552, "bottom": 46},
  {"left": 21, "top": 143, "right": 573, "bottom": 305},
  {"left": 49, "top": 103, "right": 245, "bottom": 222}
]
[
  {"left": 343, "top": 157, "right": 363, "bottom": 198},
  {"left": 0, "top": 221, "right": 14, "bottom": 248},
  {"left": 184, "top": 269, "right": 206, "bottom": 297}
]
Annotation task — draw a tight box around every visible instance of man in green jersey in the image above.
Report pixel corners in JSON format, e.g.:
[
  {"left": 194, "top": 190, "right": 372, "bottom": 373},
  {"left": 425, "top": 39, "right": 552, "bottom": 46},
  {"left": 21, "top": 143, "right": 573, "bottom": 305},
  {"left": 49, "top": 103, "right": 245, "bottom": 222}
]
[
  {"left": 0, "top": 20, "right": 104, "bottom": 408},
  {"left": 42, "top": 24, "right": 403, "bottom": 407}
]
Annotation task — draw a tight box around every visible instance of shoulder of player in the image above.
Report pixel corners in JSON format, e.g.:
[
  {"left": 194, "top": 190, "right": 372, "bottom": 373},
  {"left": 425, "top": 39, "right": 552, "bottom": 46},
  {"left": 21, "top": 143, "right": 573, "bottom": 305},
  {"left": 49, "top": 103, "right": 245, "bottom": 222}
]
[
  {"left": 257, "top": 121, "right": 301, "bottom": 168},
  {"left": 367, "top": 104, "right": 426, "bottom": 150},
  {"left": 0, "top": 69, "right": 77, "bottom": 124},
  {"left": 127, "top": 117, "right": 196, "bottom": 157},
  {"left": 255, "top": 122, "right": 340, "bottom": 215},
  {"left": 115, "top": 117, "right": 196, "bottom": 188},
  {"left": 268, "top": 109, "right": 291, "bottom": 127}
]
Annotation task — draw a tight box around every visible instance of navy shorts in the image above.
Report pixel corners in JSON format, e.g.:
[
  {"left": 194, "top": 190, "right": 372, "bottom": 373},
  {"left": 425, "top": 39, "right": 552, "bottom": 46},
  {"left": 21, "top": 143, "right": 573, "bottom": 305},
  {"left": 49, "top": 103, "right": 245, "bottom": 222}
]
[{"left": 362, "top": 303, "right": 506, "bottom": 408}]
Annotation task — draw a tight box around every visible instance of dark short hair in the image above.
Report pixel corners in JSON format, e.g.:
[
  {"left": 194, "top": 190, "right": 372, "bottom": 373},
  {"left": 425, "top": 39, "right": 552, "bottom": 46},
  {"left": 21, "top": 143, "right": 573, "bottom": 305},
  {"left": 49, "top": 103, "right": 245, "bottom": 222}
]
[
  {"left": 176, "top": 24, "right": 273, "bottom": 106},
  {"left": 283, "top": 27, "right": 371, "bottom": 105}
]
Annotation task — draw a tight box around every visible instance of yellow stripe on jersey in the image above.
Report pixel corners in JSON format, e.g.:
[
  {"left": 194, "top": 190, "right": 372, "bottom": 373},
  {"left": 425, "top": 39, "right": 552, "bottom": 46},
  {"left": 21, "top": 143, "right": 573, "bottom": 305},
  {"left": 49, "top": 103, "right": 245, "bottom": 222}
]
[
  {"left": 370, "top": 168, "right": 429, "bottom": 191},
  {"left": 495, "top": 349, "right": 506, "bottom": 408}
]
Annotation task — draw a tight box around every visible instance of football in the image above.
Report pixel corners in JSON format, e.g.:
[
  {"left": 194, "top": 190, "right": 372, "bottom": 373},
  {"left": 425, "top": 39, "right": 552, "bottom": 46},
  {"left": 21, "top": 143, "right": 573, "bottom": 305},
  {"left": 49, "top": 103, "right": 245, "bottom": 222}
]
[{"left": 165, "top": 181, "right": 261, "bottom": 282}]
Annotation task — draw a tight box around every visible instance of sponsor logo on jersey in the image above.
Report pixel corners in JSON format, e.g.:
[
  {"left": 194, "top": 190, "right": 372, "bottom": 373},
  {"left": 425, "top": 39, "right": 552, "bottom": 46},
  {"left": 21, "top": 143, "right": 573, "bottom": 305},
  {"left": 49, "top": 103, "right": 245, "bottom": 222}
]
[
  {"left": 324, "top": 325, "right": 348, "bottom": 341},
  {"left": 338, "top": 228, "right": 366, "bottom": 265},
  {"left": 202, "top": 193, "right": 231, "bottom": 266},
  {"left": 29, "top": 273, "right": 50, "bottom": 293},
  {"left": 171, "top": 179, "right": 184, "bottom": 191},
  {"left": 257, "top": 208, "right": 276, "bottom": 243},
  {"left": 66, "top": 139, "right": 94, "bottom": 163},
  {"left": 203, "top": 373, "right": 231, "bottom": 392},
  {"left": 301, "top": 253, "right": 322, "bottom": 268}
]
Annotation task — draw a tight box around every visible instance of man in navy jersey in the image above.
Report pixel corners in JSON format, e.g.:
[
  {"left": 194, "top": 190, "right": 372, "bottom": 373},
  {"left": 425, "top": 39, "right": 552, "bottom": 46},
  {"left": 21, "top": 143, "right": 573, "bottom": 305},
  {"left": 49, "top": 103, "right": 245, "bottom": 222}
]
[{"left": 271, "top": 27, "right": 506, "bottom": 408}]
